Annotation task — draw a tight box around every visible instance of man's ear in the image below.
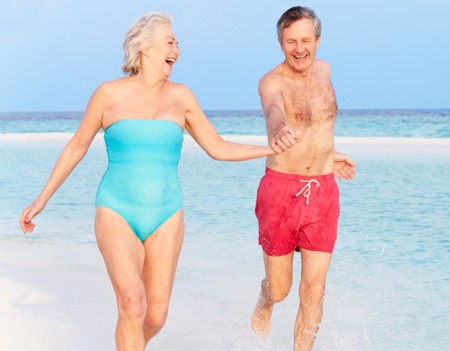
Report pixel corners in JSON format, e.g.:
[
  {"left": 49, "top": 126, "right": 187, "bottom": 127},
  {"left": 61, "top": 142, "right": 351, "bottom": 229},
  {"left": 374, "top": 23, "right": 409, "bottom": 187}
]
[
  {"left": 278, "top": 38, "right": 284, "bottom": 52},
  {"left": 316, "top": 36, "right": 321, "bottom": 49}
]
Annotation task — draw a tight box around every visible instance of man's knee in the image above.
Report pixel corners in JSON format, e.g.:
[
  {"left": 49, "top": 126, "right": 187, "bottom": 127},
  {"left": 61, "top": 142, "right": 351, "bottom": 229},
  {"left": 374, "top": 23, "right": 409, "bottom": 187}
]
[
  {"left": 266, "top": 279, "right": 292, "bottom": 303},
  {"left": 299, "top": 280, "right": 326, "bottom": 304},
  {"left": 271, "top": 289, "right": 290, "bottom": 302}
]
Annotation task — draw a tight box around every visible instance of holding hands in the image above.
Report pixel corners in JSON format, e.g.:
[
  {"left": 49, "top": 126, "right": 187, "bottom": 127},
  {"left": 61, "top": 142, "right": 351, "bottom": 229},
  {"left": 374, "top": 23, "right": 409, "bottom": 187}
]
[
  {"left": 269, "top": 125, "right": 357, "bottom": 180},
  {"left": 271, "top": 126, "right": 301, "bottom": 153}
]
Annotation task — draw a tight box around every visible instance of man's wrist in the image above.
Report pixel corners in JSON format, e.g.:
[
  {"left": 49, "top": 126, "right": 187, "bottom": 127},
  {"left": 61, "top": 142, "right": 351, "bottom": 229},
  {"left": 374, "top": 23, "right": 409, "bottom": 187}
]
[{"left": 272, "top": 124, "right": 286, "bottom": 138}]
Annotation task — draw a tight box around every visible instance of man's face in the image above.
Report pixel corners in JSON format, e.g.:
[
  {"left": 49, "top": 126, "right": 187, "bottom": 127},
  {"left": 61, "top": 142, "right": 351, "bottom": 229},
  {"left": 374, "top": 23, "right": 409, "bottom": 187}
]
[{"left": 279, "top": 18, "right": 320, "bottom": 74}]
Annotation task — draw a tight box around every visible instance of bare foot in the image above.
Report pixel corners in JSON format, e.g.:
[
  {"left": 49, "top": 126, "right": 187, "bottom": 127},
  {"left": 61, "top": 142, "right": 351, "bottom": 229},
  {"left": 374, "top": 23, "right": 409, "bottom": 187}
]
[
  {"left": 251, "top": 280, "right": 273, "bottom": 337},
  {"left": 251, "top": 296, "right": 273, "bottom": 337}
]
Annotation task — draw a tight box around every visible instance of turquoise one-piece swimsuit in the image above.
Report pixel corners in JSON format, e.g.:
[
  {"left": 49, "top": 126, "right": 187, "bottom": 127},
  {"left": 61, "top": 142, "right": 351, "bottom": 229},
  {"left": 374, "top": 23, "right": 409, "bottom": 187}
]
[{"left": 96, "top": 119, "right": 183, "bottom": 242}]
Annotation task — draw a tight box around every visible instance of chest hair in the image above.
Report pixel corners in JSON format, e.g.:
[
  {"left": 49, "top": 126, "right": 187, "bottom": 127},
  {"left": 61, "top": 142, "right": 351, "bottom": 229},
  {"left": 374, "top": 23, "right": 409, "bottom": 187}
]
[{"left": 286, "top": 81, "right": 337, "bottom": 127}]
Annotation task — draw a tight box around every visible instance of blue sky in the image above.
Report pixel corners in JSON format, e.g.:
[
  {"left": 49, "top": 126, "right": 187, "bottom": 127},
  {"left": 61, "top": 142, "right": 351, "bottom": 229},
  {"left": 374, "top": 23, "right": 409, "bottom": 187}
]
[{"left": 1, "top": 0, "right": 449, "bottom": 111}]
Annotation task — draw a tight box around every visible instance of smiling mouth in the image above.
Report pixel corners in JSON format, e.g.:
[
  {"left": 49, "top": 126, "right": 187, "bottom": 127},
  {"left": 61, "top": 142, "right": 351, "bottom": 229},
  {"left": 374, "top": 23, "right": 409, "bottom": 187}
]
[
  {"left": 293, "top": 54, "right": 307, "bottom": 59},
  {"left": 165, "top": 58, "right": 176, "bottom": 66}
]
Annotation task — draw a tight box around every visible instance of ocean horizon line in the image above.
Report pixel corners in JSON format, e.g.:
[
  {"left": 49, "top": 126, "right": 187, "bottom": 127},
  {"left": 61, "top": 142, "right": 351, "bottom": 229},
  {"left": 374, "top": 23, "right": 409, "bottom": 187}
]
[{"left": 1, "top": 108, "right": 450, "bottom": 115}]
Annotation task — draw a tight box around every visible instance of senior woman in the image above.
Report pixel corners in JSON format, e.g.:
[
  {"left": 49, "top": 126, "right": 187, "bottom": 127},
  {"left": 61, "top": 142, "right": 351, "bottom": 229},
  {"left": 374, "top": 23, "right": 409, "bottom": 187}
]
[{"left": 19, "top": 12, "right": 280, "bottom": 350}]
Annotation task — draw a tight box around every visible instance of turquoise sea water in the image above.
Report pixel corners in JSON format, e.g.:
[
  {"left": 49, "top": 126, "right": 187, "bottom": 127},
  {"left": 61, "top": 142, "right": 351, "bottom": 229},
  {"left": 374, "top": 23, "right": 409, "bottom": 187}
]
[
  {"left": 1, "top": 111, "right": 449, "bottom": 350},
  {"left": 1, "top": 109, "right": 450, "bottom": 137}
]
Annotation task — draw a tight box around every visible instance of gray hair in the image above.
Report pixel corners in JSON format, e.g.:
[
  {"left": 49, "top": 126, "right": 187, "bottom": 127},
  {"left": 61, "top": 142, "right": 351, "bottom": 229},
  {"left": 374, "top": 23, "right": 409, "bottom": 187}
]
[
  {"left": 122, "top": 12, "right": 173, "bottom": 75},
  {"left": 277, "top": 6, "right": 321, "bottom": 41}
]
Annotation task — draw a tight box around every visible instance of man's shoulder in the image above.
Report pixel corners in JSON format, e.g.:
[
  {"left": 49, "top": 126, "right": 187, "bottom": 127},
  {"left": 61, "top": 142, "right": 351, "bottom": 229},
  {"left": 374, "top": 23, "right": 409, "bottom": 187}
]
[
  {"left": 259, "top": 67, "right": 284, "bottom": 87},
  {"left": 314, "top": 59, "right": 331, "bottom": 68},
  {"left": 258, "top": 72, "right": 283, "bottom": 97},
  {"left": 312, "top": 59, "right": 331, "bottom": 77}
]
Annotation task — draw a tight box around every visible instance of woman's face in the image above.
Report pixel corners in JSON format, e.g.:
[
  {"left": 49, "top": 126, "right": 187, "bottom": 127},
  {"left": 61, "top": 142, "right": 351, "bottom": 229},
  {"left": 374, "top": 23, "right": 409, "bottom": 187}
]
[{"left": 143, "top": 24, "right": 180, "bottom": 78}]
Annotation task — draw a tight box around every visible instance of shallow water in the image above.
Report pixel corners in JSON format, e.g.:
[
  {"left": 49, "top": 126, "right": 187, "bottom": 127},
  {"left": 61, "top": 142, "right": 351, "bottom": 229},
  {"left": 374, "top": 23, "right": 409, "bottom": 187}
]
[
  {"left": 1, "top": 109, "right": 450, "bottom": 350},
  {"left": 2, "top": 134, "right": 449, "bottom": 350}
]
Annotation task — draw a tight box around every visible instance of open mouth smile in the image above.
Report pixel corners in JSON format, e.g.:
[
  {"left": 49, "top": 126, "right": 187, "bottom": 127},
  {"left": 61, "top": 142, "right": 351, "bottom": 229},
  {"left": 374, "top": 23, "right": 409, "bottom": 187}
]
[
  {"left": 293, "top": 53, "right": 307, "bottom": 59},
  {"left": 165, "top": 58, "right": 176, "bottom": 66}
]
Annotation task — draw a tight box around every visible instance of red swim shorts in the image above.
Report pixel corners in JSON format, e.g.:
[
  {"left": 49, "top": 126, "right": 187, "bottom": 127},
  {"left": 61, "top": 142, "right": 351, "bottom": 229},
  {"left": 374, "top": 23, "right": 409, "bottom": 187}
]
[{"left": 255, "top": 168, "right": 340, "bottom": 256}]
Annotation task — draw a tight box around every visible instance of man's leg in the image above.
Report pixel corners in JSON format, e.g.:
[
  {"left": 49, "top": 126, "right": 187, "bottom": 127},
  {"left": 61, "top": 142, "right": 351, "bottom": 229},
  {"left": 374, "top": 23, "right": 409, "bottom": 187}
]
[
  {"left": 294, "top": 249, "right": 332, "bottom": 351},
  {"left": 251, "top": 251, "right": 294, "bottom": 337}
]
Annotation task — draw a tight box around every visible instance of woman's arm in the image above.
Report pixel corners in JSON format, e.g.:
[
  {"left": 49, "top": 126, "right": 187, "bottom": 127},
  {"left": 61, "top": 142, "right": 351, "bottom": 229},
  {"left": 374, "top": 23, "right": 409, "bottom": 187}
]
[
  {"left": 181, "top": 86, "right": 275, "bottom": 161},
  {"left": 19, "top": 84, "right": 109, "bottom": 233}
]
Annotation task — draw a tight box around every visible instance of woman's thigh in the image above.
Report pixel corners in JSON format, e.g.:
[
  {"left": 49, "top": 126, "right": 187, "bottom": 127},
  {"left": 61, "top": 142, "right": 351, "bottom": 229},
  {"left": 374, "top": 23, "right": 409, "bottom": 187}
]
[
  {"left": 142, "top": 209, "right": 184, "bottom": 308},
  {"left": 95, "top": 207, "right": 146, "bottom": 296}
]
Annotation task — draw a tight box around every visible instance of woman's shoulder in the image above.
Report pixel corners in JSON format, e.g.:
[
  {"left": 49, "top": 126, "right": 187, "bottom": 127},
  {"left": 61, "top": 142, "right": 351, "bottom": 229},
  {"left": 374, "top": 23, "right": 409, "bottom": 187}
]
[
  {"left": 167, "top": 80, "right": 190, "bottom": 92},
  {"left": 92, "top": 76, "right": 135, "bottom": 101},
  {"left": 166, "top": 81, "right": 196, "bottom": 100},
  {"left": 97, "top": 76, "right": 129, "bottom": 92}
]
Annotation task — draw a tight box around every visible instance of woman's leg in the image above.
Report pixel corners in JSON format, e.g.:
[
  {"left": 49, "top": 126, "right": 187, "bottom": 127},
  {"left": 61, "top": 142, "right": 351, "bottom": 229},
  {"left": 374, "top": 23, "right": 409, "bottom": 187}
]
[
  {"left": 95, "top": 207, "right": 146, "bottom": 351},
  {"left": 141, "top": 209, "right": 184, "bottom": 344}
]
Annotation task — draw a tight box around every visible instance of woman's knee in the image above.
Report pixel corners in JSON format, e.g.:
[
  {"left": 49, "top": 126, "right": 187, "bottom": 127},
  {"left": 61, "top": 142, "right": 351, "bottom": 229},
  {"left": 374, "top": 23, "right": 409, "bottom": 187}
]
[
  {"left": 143, "top": 303, "right": 169, "bottom": 332},
  {"left": 117, "top": 288, "right": 147, "bottom": 320}
]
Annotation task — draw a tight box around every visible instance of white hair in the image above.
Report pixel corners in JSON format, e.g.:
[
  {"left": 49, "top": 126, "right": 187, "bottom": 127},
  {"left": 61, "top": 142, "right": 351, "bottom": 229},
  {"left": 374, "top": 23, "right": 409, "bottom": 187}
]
[{"left": 121, "top": 12, "right": 173, "bottom": 75}]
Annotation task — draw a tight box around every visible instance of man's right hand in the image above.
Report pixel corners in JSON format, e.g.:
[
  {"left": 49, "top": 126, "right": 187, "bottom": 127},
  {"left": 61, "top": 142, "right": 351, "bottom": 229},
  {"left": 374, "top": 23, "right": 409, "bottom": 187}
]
[{"left": 271, "top": 126, "right": 301, "bottom": 153}]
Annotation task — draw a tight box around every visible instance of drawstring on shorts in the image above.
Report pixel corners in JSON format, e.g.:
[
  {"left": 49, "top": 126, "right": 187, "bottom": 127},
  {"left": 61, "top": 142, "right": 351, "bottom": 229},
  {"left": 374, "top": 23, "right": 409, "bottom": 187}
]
[{"left": 295, "top": 179, "right": 320, "bottom": 205}]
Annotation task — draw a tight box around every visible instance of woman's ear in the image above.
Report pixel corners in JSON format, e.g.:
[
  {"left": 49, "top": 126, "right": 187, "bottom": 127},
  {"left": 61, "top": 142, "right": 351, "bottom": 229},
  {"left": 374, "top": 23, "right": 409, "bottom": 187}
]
[{"left": 141, "top": 46, "right": 151, "bottom": 57}]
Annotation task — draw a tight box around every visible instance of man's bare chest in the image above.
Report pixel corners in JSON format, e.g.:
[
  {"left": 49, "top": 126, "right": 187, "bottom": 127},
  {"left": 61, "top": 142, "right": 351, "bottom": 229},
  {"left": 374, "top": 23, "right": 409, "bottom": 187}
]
[{"left": 283, "top": 82, "right": 337, "bottom": 126}]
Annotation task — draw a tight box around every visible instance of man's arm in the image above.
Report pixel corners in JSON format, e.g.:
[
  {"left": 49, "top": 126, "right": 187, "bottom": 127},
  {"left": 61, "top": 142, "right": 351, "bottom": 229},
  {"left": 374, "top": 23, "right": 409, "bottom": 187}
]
[
  {"left": 333, "top": 151, "right": 357, "bottom": 180},
  {"left": 259, "top": 74, "right": 299, "bottom": 153}
]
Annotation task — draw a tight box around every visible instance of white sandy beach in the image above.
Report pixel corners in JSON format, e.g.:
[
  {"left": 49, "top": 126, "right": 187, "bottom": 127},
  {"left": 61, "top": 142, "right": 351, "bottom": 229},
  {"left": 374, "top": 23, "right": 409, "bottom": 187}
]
[
  {"left": 0, "top": 239, "right": 116, "bottom": 351},
  {"left": 2, "top": 132, "right": 450, "bottom": 156}
]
